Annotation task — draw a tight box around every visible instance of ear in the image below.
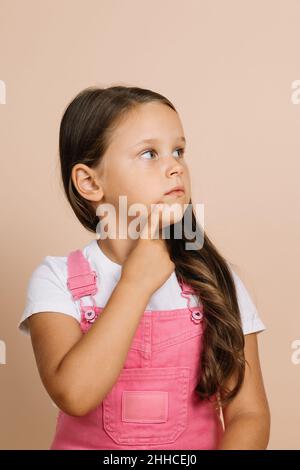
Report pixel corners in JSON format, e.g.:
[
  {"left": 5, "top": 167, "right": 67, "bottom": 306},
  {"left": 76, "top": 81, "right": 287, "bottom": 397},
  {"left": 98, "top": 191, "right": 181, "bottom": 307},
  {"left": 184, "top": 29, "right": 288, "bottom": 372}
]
[{"left": 71, "top": 164, "right": 104, "bottom": 203}]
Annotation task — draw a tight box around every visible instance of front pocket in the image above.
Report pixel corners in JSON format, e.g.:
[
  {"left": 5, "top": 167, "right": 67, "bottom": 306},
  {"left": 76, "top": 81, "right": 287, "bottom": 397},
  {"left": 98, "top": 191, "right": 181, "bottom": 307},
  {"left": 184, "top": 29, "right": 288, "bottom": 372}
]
[
  {"left": 152, "top": 307, "right": 205, "bottom": 352},
  {"left": 101, "top": 366, "right": 190, "bottom": 446}
]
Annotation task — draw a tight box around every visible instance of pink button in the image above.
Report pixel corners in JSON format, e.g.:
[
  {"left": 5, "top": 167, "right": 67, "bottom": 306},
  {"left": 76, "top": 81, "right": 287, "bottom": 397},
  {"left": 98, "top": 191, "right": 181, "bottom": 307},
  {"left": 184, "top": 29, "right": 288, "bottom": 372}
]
[
  {"left": 191, "top": 310, "right": 203, "bottom": 323},
  {"left": 84, "top": 309, "right": 96, "bottom": 322}
]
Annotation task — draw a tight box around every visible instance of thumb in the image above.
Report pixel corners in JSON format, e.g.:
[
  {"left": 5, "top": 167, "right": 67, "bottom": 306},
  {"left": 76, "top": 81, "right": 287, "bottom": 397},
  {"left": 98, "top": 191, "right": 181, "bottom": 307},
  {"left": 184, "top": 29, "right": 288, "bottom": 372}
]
[{"left": 140, "top": 204, "right": 163, "bottom": 240}]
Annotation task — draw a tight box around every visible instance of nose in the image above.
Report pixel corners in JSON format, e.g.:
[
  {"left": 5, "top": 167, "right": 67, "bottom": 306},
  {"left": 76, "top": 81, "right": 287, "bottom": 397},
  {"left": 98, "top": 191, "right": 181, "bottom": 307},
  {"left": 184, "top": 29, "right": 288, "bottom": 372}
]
[{"left": 165, "top": 155, "right": 185, "bottom": 177}]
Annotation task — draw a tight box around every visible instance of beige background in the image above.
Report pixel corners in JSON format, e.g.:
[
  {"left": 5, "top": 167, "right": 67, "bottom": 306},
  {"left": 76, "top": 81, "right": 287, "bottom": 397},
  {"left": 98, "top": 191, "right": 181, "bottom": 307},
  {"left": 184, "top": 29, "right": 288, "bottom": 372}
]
[{"left": 1, "top": 0, "right": 299, "bottom": 450}]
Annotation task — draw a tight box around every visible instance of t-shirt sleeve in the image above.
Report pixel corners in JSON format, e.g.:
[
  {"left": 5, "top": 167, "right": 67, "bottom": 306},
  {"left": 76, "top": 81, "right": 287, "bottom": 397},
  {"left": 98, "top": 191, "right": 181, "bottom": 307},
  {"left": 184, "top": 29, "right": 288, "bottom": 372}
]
[
  {"left": 229, "top": 265, "right": 266, "bottom": 335},
  {"left": 18, "top": 255, "right": 81, "bottom": 336}
]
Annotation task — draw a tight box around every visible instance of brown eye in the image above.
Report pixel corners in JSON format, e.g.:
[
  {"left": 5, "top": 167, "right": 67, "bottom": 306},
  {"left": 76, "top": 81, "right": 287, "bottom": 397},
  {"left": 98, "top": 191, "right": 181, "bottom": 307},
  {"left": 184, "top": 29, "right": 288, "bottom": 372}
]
[
  {"left": 140, "top": 149, "right": 157, "bottom": 160},
  {"left": 174, "top": 148, "right": 185, "bottom": 158},
  {"left": 140, "top": 147, "right": 185, "bottom": 161}
]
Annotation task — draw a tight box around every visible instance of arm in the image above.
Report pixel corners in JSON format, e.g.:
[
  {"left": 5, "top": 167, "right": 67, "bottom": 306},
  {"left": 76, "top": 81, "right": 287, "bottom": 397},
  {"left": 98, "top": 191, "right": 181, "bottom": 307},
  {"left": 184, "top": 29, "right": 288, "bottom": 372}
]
[
  {"left": 217, "top": 332, "right": 271, "bottom": 450},
  {"left": 28, "top": 278, "right": 150, "bottom": 417}
]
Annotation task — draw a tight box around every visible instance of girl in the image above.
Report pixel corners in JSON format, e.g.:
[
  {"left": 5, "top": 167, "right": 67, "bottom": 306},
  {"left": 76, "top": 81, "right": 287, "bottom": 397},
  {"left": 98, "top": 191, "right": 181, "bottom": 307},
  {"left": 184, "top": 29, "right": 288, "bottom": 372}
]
[{"left": 19, "top": 85, "right": 270, "bottom": 450}]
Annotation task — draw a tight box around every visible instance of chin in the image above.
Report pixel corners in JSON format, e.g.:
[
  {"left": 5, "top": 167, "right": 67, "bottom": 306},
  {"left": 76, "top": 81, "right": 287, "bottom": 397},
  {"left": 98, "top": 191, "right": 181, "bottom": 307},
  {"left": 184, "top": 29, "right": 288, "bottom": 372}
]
[{"left": 160, "top": 205, "right": 186, "bottom": 227}]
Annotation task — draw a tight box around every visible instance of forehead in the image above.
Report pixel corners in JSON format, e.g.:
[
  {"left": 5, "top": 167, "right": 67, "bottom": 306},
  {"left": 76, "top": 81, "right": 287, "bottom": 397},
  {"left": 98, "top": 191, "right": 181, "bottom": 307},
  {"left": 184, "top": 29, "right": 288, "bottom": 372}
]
[{"left": 111, "top": 102, "right": 185, "bottom": 149}]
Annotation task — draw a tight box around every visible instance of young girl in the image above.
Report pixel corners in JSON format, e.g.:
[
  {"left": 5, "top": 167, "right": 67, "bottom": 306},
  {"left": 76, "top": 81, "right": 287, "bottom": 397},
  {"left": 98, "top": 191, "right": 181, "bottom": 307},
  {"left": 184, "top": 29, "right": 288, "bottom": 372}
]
[{"left": 18, "top": 85, "right": 270, "bottom": 450}]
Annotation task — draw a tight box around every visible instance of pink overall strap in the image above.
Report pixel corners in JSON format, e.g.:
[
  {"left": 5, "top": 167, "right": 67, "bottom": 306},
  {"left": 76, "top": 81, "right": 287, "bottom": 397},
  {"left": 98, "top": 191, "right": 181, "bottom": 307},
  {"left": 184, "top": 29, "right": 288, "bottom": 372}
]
[
  {"left": 178, "top": 276, "right": 196, "bottom": 295},
  {"left": 67, "top": 250, "right": 98, "bottom": 301}
]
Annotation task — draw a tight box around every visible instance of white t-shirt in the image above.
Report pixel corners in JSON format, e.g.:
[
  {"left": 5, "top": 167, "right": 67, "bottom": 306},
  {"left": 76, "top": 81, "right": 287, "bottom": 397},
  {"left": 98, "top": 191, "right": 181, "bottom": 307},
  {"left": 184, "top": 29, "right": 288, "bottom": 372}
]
[{"left": 18, "top": 239, "right": 266, "bottom": 337}]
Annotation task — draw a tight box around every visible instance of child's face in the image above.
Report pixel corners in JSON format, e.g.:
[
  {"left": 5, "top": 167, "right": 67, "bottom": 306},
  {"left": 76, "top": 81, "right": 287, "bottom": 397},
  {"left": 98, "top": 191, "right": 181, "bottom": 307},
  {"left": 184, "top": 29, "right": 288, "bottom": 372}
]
[{"left": 96, "top": 102, "right": 191, "bottom": 229}]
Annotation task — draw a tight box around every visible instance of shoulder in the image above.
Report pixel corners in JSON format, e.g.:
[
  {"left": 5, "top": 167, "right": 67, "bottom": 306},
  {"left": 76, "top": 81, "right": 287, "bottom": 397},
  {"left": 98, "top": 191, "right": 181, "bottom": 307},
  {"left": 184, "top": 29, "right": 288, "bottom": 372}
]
[
  {"left": 30, "top": 254, "right": 68, "bottom": 282},
  {"left": 227, "top": 263, "right": 267, "bottom": 336},
  {"left": 19, "top": 250, "right": 82, "bottom": 337},
  {"left": 27, "top": 238, "right": 95, "bottom": 290},
  {"left": 25, "top": 254, "right": 72, "bottom": 300}
]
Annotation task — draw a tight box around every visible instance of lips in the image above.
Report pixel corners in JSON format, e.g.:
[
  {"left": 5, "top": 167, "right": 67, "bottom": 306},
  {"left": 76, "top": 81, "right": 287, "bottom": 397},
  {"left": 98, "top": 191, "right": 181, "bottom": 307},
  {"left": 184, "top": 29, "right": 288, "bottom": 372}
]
[
  {"left": 164, "top": 190, "right": 185, "bottom": 197},
  {"left": 164, "top": 186, "right": 185, "bottom": 196}
]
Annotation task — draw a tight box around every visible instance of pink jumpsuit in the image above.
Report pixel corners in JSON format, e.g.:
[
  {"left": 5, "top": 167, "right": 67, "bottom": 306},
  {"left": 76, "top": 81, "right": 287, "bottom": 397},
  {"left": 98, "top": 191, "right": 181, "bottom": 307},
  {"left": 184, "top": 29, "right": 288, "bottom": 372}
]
[{"left": 50, "top": 248, "right": 224, "bottom": 450}]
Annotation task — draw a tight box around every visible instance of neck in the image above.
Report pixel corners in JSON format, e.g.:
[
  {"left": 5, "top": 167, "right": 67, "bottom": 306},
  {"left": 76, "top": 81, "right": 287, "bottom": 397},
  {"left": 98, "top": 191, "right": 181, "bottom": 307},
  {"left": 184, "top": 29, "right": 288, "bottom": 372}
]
[
  {"left": 97, "top": 238, "right": 138, "bottom": 266},
  {"left": 96, "top": 217, "right": 165, "bottom": 265}
]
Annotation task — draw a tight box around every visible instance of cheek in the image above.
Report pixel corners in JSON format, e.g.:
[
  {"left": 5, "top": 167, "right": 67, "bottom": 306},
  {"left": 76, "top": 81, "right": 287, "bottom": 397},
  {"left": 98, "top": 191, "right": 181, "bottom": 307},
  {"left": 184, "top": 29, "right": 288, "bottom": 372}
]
[
  {"left": 104, "top": 166, "right": 135, "bottom": 203},
  {"left": 127, "top": 181, "right": 161, "bottom": 206}
]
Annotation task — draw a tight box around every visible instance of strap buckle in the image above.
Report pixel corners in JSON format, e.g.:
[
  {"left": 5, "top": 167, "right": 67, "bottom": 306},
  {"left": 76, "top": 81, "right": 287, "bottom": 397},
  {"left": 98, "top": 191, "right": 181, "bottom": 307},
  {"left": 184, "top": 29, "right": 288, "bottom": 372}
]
[{"left": 67, "top": 270, "right": 97, "bottom": 290}]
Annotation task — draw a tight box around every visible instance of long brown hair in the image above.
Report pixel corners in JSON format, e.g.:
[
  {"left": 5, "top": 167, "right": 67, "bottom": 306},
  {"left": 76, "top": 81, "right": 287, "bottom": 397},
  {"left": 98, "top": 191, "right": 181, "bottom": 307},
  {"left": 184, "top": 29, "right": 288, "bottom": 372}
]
[{"left": 59, "top": 85, "right": 246, "bottom": 409}]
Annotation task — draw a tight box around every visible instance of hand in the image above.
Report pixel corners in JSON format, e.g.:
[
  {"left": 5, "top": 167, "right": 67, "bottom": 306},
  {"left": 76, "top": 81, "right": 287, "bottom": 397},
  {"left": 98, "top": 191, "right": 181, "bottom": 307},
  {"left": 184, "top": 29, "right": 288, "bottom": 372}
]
[{"left": 120, "top": 204, "right": 176, "bottom": 296}]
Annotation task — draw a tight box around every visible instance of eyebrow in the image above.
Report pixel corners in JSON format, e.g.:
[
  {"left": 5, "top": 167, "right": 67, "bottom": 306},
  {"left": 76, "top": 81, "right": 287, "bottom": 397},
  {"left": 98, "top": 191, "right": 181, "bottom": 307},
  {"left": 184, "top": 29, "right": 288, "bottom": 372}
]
[{"left": 132, "top": 136, "right": 186, "bottom": 147}]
